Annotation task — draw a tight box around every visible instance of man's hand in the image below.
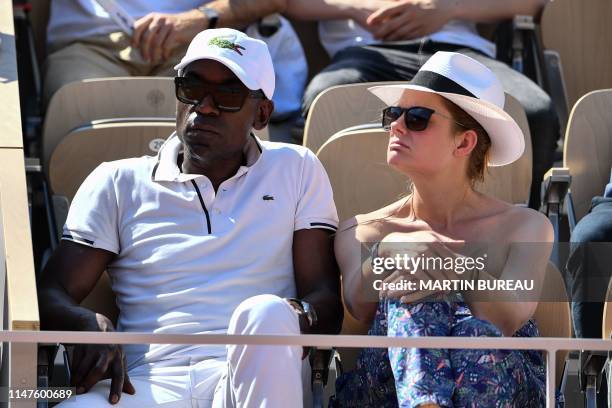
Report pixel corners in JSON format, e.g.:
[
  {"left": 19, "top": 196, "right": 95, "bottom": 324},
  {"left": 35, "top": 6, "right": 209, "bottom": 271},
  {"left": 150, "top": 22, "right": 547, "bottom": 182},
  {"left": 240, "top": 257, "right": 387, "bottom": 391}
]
[
  {"left": 70, "top": 314, "right": 135, "bottom": 404},
  {"left": 132, "top": 10, "right": 208, "bottom": 64},
  {"left": 366, "top": 0, "right": 455, "bottom": 41}
]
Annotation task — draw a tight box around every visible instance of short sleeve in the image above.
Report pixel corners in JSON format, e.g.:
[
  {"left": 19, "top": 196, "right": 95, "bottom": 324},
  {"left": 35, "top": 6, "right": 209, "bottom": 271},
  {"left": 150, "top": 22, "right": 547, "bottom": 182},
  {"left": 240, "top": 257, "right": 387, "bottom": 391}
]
[
  {"left": 62, "top": 162, "right": 120, "bottom": 254},
  {"left": 294, "top": 150, "right": 339, "bottom": 232}
]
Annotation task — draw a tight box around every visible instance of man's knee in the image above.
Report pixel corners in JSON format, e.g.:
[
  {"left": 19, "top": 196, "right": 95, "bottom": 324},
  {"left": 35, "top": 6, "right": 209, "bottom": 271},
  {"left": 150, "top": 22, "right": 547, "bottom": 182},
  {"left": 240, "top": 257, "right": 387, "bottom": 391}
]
[{"left": 228, "top": 294, "right": 300, "bottom": 336}]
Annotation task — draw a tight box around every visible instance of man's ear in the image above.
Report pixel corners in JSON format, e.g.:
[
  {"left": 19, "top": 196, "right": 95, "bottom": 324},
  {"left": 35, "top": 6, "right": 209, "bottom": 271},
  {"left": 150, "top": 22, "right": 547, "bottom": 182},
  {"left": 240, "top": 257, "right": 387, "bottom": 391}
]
[{"left": 252, "top": 99, "right": 274, "bottom": 130}]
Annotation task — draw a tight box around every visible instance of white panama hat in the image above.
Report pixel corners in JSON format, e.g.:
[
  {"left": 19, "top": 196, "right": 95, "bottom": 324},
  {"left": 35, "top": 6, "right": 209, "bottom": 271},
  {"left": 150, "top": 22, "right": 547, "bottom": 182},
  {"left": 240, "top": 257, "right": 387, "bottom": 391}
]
[{"left": 368, "top": 51, "right": 525, "bottom": 166}]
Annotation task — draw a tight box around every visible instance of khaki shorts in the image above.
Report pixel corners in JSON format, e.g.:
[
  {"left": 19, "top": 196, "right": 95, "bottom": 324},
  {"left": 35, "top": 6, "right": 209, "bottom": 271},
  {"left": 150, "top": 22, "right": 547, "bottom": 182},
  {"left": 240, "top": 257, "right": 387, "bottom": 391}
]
[{"left": 44, "top": 32, "right": 188, "bottom": 107}]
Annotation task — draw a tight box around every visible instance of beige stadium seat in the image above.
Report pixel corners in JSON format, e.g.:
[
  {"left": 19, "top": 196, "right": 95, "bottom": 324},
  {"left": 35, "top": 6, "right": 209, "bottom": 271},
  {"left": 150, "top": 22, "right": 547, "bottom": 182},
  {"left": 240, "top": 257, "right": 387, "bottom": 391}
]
[
  {"left": 562, "top": 89, "right": 612, "bottom": 221},
  {"left": 303, "top": 82, "right": 401, "bottom": 154},
  {"left": 48, "top": 120, "right": 175, "bottom": 201},
  {"left": 603, "top": 278, "right": 612, "bottom": 340},
  {"left": 43, "top": 77, "right": 177, "bottom": 172},
  {"left": 533, "top": 261, "right": 572, "bottom": 385}
]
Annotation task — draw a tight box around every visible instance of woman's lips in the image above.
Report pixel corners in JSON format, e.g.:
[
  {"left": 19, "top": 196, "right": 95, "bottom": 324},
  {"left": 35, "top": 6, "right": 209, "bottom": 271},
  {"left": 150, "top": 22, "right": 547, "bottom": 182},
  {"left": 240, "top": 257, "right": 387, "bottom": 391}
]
[{"left": 389, "top": 138, "right": 410, "bottom": 150}]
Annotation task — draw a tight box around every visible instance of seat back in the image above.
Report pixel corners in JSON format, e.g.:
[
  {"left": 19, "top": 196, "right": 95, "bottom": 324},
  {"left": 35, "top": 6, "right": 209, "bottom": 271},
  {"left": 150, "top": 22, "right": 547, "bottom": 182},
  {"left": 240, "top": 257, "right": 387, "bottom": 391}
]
[
  {"left": 303, "top": 82, "right": 401, "bottom": 154},
  {"left": 562, "top": 89, "right": 612, "bottom": 221},
  {"left": 43, "top": 78, "right": 176, "bottom": 171},
  {"left": 532, "top": 261, "right": 572, "bottom": 385},
  {"left": 49, "top": 120, "right": 175, "bottom": 201},
  {"left": 603, "top": 277, "right": 612, "bottom": 340}
]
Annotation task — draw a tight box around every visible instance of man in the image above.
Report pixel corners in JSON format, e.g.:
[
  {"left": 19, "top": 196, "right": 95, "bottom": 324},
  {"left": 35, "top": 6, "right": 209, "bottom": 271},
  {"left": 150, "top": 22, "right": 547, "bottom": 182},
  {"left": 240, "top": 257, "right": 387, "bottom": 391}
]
[
  {"left": 39, "top": 28, "right": 342, "bottom": 407},
  {"left": 43, "top": 0, "right": 287, "bottom": 105},
  {"left": 283, "top": 0, "right": 557, "bottom": 208}
]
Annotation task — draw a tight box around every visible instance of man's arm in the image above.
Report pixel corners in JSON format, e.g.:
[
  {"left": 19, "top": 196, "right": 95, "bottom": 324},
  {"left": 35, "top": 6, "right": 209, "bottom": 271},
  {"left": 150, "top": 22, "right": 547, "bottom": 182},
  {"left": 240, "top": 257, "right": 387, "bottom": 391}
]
[
  {"left": 366, "top": 0, "right": 548, "bottom": 41},
  {"left": 38, "top": 241, "right": 134, "bottom": 404},
  {"left": 291, "top": 229, "right": 343, "bottom": 335},
  {"left": 132, "top": 0, "right": 287, "bottom": 64}
]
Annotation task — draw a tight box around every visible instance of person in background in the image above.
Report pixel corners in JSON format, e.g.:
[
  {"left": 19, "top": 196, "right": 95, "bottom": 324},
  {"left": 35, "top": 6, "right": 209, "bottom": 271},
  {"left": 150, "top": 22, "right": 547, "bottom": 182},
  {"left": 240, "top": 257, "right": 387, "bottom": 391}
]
[
  {"left": 43, "top": 0, "right": 307, "bottom": 124},
  {"left": 282, "top": 0, "right": 556, "bottom": 208}
]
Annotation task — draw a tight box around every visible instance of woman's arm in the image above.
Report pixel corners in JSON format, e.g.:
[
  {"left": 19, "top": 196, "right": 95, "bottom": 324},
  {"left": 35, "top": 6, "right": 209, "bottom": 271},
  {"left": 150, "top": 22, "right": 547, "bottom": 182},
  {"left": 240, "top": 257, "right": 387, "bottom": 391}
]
[
  {"left": 465, "top": 210, "right": 554, "bottom": 336},
  {"left": 335, "top": 219, "right": 379, "bottom": 324}
]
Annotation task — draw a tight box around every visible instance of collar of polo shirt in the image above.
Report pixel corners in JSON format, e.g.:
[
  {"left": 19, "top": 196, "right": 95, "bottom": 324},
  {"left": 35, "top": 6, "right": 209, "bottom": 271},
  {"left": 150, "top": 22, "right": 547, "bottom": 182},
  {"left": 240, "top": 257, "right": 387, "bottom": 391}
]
[{"left": 152, "top": 132, "right": 264, "bottom": 183}]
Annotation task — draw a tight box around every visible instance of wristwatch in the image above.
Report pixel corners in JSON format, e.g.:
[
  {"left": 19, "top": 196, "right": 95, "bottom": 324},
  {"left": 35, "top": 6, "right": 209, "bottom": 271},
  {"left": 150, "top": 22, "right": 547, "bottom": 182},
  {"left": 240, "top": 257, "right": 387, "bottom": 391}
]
[
  {"left": 198, "top": 6, "right": 219, "bottom": 29},
  {"left": 286, "top": 298, "right": 318, "bottom": 329}
]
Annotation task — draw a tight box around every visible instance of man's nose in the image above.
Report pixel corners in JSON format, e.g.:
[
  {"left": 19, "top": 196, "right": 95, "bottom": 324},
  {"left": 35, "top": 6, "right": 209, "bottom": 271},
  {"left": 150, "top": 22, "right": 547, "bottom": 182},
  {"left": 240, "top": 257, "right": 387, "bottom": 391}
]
[{"left": 194, "top": 94, "right": 219, "bottom": 115}]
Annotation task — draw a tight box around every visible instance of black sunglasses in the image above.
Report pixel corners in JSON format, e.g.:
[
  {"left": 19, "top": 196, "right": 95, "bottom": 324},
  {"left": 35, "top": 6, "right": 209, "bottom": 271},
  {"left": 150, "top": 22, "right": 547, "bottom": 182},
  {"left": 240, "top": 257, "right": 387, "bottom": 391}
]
[
  {"left": 382, "top": 106, "right": 467, "bottom": 131},
  {"left": 174, "top": 77, "right": 265, "bottom": 112}
]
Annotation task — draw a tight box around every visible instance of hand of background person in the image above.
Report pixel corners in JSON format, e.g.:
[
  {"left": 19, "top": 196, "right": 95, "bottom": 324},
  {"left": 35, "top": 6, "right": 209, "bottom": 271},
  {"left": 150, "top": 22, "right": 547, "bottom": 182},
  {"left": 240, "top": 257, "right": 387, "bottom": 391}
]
[
  {"left": 377, "top": 230, "right": 465, "bottom": 303},
  {"left": 349, "top": 0, "right": 401, "bottom": 29},
  {"left": 132, "top": 10, "right": 207, "bottom": 64},
  {"left": 69, "top": 313, "right": 135, "bottom": 405},
  {"left": 366, "top": 0, "right": 455, "bottom": 41}
]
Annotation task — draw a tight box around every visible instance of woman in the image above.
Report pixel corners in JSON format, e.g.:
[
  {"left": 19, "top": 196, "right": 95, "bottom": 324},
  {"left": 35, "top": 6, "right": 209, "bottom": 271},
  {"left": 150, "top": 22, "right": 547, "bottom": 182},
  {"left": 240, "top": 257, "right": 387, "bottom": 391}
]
[{"left": 332, "top": 52, "right": 554, "bottom": 407}]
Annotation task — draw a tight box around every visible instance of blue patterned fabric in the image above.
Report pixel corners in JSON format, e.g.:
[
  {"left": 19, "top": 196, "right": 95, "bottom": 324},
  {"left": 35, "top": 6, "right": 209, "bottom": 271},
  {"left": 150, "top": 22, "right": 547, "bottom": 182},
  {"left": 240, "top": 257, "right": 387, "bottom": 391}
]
[{"left": 330, "top": 297, "right": 556, "bottom": 407}]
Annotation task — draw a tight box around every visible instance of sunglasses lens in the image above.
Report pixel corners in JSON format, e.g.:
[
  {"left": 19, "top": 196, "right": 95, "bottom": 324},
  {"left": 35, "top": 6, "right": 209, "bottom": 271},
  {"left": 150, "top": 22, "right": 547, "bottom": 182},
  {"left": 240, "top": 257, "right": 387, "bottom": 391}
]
[
  {"left": 404, "top": 107, "right": 433, "bottom": 131},
  {"left": 382, "top": 107, "right": 403, "bottom": 130},
  {"left": 175, "top": 78, "right": 248, "bottom": 112},
  {"left": 212, "top": 86, "right": 247, "bottom": 111},
  {"left": 176, "top": 78, "right": 204, "bottom": 105}
]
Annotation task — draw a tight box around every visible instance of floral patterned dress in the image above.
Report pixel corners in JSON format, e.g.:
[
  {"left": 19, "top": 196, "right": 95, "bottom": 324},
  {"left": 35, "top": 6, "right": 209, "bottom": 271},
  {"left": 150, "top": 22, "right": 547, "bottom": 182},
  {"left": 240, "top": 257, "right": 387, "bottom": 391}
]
[{"left": 330, "top": 296, "right": 556, "bottom": 407}]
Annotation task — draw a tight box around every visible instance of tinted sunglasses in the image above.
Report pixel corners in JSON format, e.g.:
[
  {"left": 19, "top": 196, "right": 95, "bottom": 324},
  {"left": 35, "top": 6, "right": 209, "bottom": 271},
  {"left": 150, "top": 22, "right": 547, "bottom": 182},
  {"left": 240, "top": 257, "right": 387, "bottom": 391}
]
[
  {"left": 174, "top": 77, "right": 265, "bottom": 112},
  {"left": 382, "top": 106, "right": 466, "bottom": 131}
]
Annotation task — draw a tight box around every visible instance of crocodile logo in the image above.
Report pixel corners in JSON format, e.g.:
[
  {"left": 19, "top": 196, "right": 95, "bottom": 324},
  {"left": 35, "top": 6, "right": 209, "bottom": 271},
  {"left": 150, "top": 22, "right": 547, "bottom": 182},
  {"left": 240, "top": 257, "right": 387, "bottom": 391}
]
[{"left": 209, "top": 37, "right": 246, "bottom": 56}]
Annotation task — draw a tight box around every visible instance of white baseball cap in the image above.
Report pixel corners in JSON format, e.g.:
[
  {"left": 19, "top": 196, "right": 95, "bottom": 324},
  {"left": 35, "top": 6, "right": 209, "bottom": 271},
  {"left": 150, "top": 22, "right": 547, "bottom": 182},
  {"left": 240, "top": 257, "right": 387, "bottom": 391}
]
[
  {"left": 174, "top": 28, "right": 275, "bottom": 100},
  {"left": 368, "top": 52, "right": 525, "bottom": 167}
]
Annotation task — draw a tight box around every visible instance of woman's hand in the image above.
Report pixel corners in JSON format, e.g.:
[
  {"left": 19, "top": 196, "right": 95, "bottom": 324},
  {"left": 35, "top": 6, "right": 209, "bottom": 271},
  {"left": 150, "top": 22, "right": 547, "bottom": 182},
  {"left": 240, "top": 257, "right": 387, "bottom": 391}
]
[{"left": 376, "top": 230, "right": 467, "bottom": 302}]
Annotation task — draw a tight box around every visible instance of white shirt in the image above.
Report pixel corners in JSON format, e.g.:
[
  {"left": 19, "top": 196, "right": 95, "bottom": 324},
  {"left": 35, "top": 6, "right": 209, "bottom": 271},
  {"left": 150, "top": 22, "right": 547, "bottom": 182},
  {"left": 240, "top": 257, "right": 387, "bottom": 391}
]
[
  {"left": 47, "top": 0, "right": 206, "bottom": 47},
  {"left": 319, "top": 19, "right": 496, "bottom": 59},
  {"left": 62, "top": 133, "right": 338, "bottom": 368}
]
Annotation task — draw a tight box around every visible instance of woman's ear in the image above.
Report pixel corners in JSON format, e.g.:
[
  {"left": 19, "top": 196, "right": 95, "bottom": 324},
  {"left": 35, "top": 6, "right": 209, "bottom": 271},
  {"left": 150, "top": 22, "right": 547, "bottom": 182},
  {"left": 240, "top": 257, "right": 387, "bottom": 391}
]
[
  {"left": 252, "top": 99, "right": 274, "bottom": 130},
  {"left": 453, "top": 129, "right": 478, "bottom": 158}
]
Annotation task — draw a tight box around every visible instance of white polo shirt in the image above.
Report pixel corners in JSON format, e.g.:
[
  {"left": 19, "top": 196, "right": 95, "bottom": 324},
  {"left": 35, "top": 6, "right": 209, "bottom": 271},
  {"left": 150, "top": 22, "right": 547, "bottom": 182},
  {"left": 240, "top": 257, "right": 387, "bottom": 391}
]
[{"left": 62, "top": 133, "right": 338, "bottom": 368}]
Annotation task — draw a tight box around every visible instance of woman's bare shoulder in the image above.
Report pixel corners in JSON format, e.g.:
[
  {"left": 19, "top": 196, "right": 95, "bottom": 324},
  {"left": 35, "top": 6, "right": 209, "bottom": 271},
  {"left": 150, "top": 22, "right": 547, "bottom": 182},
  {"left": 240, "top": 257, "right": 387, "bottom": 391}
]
[{"left": 502, "top": 205, "right": 554, "bottom": 243}]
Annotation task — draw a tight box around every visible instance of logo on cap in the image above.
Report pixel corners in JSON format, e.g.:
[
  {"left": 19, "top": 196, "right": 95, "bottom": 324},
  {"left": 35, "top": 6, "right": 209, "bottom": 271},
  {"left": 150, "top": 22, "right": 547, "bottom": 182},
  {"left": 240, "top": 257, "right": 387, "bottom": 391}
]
[{"left": 209, "top": 37, "right": 245, "bottom": 56}]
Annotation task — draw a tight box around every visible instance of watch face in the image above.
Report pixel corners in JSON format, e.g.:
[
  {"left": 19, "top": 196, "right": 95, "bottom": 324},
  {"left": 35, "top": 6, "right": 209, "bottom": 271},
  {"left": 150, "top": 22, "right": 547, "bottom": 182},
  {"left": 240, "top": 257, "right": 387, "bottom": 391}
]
[{"left": 200, "top": 7, "right": 219, "bottom": 29}]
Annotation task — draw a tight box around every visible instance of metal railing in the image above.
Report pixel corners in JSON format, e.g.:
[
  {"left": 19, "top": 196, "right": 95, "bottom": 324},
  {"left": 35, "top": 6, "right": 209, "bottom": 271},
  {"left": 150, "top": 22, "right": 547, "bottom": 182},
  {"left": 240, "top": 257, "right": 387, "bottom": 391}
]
[{"left": 2, "top": 331, "right": 612, "bottom": 408}]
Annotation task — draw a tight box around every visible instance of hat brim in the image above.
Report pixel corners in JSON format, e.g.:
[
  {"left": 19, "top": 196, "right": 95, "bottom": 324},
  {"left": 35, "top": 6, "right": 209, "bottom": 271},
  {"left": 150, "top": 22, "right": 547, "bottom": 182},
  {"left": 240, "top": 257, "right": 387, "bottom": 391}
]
[
  {"left": 368, "top": 85, "right": 525, "bottom": 167},
  {"left": 174, "top": 55, "right": 271, "bottom": 99}
]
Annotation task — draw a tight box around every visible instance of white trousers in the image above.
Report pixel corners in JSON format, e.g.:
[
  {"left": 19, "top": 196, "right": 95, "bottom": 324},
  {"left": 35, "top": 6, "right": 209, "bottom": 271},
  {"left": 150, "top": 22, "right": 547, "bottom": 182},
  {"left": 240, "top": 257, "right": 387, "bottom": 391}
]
[{"left": 58, "top": 295, "right": 308, "bottom": 407}]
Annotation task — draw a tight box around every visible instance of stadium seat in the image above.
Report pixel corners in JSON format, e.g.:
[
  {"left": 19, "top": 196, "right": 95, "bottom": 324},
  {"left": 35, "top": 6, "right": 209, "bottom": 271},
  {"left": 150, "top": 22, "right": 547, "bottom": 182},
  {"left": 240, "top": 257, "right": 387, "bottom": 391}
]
[
  {"left": 48, "top": 120, "right": 176, "bottom": 201},
  {"left": 42, "top": 77, "right": 176, "bottom": 172},
  {"left": 540, "top": 89, "right": 612, "bottom": 407}
]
